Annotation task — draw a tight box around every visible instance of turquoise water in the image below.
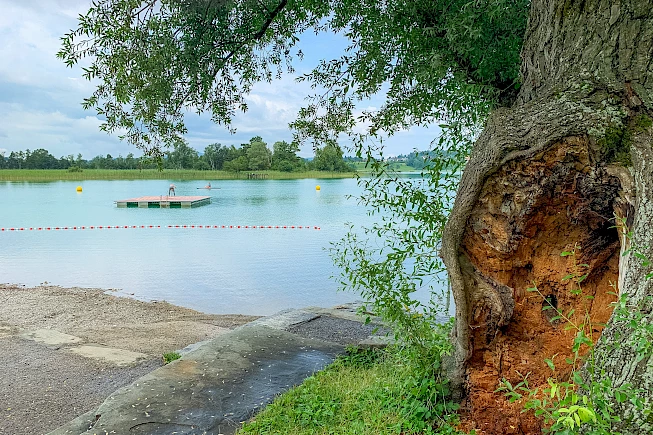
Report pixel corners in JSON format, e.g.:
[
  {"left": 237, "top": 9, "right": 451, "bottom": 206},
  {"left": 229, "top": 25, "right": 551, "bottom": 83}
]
[{"left": 0, "top": 178, "right": 395, "bottom": 315}]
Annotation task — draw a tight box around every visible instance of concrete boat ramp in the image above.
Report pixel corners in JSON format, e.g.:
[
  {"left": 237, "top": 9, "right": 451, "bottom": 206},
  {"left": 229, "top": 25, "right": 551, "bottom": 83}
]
[{"left": 49, "top": 306, "right": 388, "bottom": 435}]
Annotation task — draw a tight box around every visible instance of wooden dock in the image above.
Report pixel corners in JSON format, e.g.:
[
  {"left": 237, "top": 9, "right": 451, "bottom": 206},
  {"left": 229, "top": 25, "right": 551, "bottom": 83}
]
[{"left": 115, "top": 195, "right": 211, "bottom": 208}]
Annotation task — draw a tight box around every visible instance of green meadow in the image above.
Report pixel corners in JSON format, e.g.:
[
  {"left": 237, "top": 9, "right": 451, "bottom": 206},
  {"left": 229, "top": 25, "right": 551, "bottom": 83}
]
[{"left": 0, "top": 169, "right": 357, "bottom": 182}]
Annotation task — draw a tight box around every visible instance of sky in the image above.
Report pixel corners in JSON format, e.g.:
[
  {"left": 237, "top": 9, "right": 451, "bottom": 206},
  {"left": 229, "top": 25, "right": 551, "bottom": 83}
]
[{"left": 0, "top": 0, "right": 439, "bottom": 159}]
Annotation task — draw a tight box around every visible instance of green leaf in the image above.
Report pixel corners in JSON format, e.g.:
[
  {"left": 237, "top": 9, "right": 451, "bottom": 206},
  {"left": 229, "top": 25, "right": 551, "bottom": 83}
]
[
  {"left": 577, "top": 407, "right": 596, "bottom": 423},
  {"left": 615, "top": 390, "right": 627, "bottom": 403},
  {"left": 544, "top": 358, "right": 556, "bottom": 371}
]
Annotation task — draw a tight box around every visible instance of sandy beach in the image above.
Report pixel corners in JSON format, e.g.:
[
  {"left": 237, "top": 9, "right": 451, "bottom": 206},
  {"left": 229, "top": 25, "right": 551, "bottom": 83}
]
[{"left": 0, "top": 284, "right": 259, "bottom": 435}]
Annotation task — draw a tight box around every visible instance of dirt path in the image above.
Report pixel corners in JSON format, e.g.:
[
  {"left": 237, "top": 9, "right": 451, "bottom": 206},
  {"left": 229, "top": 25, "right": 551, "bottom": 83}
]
[{"left": 0, "top": 284, "right": 259, "bottom": 435}]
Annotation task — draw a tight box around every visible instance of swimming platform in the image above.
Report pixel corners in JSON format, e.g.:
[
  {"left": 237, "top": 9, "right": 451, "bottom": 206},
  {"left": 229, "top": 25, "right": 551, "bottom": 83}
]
[{"left": 115, "top": 195, "right": 211, "bottom": 208}]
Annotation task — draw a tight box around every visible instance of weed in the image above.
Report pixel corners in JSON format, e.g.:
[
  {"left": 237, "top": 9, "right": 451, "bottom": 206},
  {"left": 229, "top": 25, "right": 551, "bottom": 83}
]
[{"left": 162, "top": 352, "right": 181, "bottom": 364}]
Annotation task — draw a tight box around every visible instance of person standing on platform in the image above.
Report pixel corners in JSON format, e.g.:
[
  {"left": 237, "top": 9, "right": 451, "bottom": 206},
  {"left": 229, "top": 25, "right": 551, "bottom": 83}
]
[{"left": 169, "top": 183, "right": 176, "bottom": 196}]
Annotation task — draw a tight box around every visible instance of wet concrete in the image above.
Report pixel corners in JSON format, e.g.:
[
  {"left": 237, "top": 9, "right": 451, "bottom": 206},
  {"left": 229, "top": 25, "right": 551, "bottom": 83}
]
[
  {"left": 49, "top": 308, "right": 388, "bottom": 435},
  {"left": 50, "top": 316, "right": 345, "bottom": 435}
]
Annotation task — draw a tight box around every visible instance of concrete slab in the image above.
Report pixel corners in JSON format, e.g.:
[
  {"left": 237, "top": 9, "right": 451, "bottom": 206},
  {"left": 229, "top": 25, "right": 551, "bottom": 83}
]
[
  {"left": 246, "top": 308, "right": 319, "bottom": 329},
  {"left": 20, "top": 329, "right": 82, "bottom": 347},
  {"left": 53, "top": 324, "right": 343, "bottom": 435},
  {"left": 50, "top": 308, "right": 390, "bottom": 435},
  {"left": 177, "top": 339, "right": 212, "bottom": 356},
  {"left": 48, "top": 410, "right": 97, "bottom": 435},
  {"left": 68, "top": 345, "right": 148, "bottom": 366}
]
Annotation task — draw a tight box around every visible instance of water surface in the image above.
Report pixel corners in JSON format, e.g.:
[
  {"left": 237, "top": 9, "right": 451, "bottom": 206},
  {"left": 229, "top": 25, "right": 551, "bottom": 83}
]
[{"left": 0, "top": 178, "right": 389, "bottom": 315}]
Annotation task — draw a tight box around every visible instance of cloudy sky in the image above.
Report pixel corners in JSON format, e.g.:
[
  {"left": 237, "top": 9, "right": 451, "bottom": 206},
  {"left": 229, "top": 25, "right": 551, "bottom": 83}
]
[{"left": 0, "top": 1, "right": 438, "bottom": 159}]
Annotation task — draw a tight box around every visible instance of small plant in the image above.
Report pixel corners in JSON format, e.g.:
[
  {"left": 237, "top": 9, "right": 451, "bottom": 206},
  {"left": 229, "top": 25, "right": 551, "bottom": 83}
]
[
  {"left": 162, "top": 351, "right": 181, "bottom": 364},
  {"left": 612, "top": 293, "right": 653, "bottom": 361},
  {"left": 67, "top": 165, "right": 83, "bottom": 172}
]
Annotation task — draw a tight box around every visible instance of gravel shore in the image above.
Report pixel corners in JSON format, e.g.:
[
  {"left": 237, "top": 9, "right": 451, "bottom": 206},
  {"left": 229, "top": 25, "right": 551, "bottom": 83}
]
[{"left": 0, "top": 284, "right": 259, "bottom": 435}]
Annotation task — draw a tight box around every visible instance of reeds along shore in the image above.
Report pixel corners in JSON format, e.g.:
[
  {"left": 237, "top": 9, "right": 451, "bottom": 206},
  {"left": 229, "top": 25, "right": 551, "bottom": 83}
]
[{"left": 0, "top": 169, "right": 357, "bottom": 181}]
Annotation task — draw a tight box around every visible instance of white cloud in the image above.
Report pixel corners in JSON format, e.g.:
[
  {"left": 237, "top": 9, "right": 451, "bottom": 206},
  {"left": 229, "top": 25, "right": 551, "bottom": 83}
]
[
  {"left": 0, "top": 104, "right": 131, "bottom": 158},
  {"left": 0, "top": 0, "right": 440, "bottom": 160},
  {"left": 0, "top": 1, "right": 89, "bottom": 86}
]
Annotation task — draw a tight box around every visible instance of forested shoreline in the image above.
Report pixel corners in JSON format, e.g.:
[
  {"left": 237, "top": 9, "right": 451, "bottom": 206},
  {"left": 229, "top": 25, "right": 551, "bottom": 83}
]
[
  {"left": 0, "top": 136, "right": 354, "bottom": 172},
  {"left": 1, "top": 136, "right": 434, "bottom": 174}
]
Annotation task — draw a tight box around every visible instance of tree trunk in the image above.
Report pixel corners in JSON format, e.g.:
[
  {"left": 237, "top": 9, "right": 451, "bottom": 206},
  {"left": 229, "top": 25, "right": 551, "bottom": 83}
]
[{"left": 441, "top": 0, "right": 653, "bottom": 433}]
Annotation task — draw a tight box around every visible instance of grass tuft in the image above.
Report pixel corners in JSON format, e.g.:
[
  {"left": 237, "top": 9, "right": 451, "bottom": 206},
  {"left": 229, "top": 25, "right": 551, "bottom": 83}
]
[{"left": 162, "top": 352, "right": 181, "bottom": 364}]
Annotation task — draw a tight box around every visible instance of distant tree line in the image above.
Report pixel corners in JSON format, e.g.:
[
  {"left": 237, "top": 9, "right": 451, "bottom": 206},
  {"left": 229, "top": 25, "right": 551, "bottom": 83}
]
[
  {"left": 0, "top": 137, "right": 353, "bottom": 172},
  {"left": 344, "top": 151, "right": 437, "bottom": 170}
]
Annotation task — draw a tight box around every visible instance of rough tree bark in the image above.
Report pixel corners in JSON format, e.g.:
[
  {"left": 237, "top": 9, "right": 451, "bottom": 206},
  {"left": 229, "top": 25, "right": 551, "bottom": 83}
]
[{"left": 441, "top": 0, "right": 653, "bottom": 433}]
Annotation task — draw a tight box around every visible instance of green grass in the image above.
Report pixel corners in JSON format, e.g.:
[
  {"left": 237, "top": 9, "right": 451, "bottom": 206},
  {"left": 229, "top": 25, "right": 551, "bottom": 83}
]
[
  {"left": 162, "top": 352, "right": 181, "bottom": 364},
  {"left": 0, "top": 169, "right": 357, "bottom": 181},
  {"left": 237, "top": 348, "right": 463, "bottom": 435}
]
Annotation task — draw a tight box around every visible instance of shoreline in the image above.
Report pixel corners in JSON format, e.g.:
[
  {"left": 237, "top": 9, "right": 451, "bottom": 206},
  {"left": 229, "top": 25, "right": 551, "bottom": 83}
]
[
  {"left": 0, "top": 168, "right": 360, "bottom": 182},
  {"left": 0, "top": 284, "right": 260, "bottom": 435}
]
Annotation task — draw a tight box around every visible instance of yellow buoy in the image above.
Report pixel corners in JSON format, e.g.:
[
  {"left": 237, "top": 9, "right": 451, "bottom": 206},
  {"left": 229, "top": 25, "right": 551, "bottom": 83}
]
[
  {"left": 76, "top": 186, "right": 83, "bottom": 192},
  {"left": 315, "top": 185, "right": 321, "bottom": 191}
]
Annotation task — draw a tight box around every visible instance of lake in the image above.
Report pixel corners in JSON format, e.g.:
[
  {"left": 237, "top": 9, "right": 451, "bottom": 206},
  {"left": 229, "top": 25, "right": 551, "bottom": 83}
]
[{"left": 0, "top": 178, "right": 437, "bottom": 315}]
